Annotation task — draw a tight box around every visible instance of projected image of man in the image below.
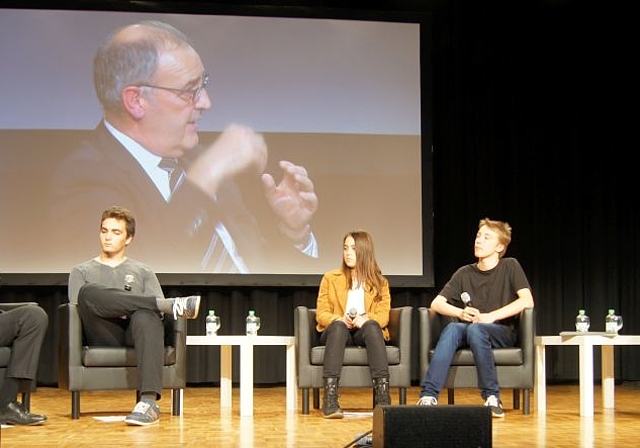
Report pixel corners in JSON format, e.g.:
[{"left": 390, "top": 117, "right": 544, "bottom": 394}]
[{"left": 48, "top": 20, "right": 319, "bottom": 273}]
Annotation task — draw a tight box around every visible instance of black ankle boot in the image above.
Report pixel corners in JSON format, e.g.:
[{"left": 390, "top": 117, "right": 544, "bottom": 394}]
[
  {"left": 322, "top": 377, "right": 343, "bottom": 419},
  {"left": 373, "top": 377, "right": 391, "bottom": 407}
]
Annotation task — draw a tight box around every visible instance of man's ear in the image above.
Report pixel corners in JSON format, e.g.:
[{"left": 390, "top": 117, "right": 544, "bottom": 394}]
[{"left": 122, "top": 86, "right": 146, "bottom": 120}]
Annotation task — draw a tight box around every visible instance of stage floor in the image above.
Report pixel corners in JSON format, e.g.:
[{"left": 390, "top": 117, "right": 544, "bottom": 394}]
[{"left": 2, "top": 384, "right": 639, "bottom": 447}]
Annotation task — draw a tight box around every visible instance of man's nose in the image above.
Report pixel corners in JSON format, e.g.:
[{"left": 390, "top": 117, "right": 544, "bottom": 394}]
[{"left": 197, "top": 88, "right": 212, "bottom": 110}]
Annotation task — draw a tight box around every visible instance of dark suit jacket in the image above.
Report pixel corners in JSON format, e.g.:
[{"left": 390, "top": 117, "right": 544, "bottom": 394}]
[{"left": 47, "top": 122, "right": 303, "bottom": 273}]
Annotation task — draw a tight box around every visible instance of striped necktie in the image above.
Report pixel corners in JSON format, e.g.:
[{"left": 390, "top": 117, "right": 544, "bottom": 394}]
[
  {"left": 158, "top": 158, "right": 186, "bottom": 194},
  {"left": 201, "top": 223, "right": 248, "bottom": 274}
]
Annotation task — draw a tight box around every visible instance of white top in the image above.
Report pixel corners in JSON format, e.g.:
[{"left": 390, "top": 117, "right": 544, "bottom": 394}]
[{"left": 345, "top": 282, "right": 365, "bottom": 316}]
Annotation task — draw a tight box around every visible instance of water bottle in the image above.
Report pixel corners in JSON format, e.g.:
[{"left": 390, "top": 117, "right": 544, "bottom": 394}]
[
  {"left": 205, "top": 309, "right": 220, "bottom": 336},
  {"left": 605, "top": 309, "right": 623, "bottom": 334},
  {"left": 575, "top": 309, "right": 590, "bottom": 332},
  {"left": 246, "top": 310, "right": 261, "bottom": 336}
]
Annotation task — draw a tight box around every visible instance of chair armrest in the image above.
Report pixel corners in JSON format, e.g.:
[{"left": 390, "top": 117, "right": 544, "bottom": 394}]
[
  {"left": 519, "top": 307, "right": 535, "bottom": 365},
  {"left": 388, "top": 306, "right": 412, "bottom": 352},
  {"left": 58, "top": 303, "right": 83, "bottom": 389},
  {"left": 294, "top": 306, "right": 312, "bottom": 367},
  {"left": 171, "top": 314, "right": 187, "bottom": 367},
  {"left": 418, "top": 307, "right": 431, "bottom": 377}
]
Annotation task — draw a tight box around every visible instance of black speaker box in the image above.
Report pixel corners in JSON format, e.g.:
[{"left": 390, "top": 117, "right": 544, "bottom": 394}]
[{"left": 372, "top": 405, "right": 492, "bottom": 448}]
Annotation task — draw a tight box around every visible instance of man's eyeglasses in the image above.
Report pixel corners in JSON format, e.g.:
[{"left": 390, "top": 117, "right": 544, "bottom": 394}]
[{"left": 137, "top": 73, "right": 209, "bottom": 104}]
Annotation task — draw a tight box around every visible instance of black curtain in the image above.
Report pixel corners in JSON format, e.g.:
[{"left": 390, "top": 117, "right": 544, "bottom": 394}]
[{"left": 1, "top": 0, "right": 637, "bottom": 386}]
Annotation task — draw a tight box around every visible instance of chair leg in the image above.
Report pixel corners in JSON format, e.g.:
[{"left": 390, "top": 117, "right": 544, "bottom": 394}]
[
  {"left": 447, "top": 388, "right": 455, "bottom": 404},
  {"left": 71, "top": 391, "right": 80, "bottom": 419},
  {"left": 302, "top": 388, "right": 310, "bottom": 414},
  {"left": 523, "top": 389, "right": 531, "bottom": 415},
  {"left": 399, "top": 387, "right": 407, "bottom": 405},
  {"left": 172, "top": 388, "right": 182, "bottom": 416},
  {"left": 513, "top": 388, "right": 520, "bottom": 410},
  {"left": 313, "top": 388, "right": 320, "bottom": 409},
  {"left": 21, "top": 392, "right": 31, "bottom": 411}
]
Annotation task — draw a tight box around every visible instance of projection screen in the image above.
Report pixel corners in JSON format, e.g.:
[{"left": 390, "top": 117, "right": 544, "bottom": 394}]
[{"left": 0, "top": 6, "right": 433, "bottom": 286}]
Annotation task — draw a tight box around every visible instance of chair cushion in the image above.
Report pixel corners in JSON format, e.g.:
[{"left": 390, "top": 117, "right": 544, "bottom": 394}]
[
  {"left": 82, "top": 346, "right": 177, "bottom": 367},
  {"left": 429, "top": 347, "right": 523, "bottom": 366},
  {"left": 0, "top": 347, "right": 11, "bottom": 367},
  {"left": 311, "top": 345, "right": 401, "bottom": 365}
]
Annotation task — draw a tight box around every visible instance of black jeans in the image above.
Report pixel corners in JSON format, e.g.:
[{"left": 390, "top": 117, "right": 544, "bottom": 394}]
[
  {"left": 77, "top": 283, "right": 171, "bottom": 399},
  {"left": 319, "top": 319, "right": 389, "bottom": 379}
]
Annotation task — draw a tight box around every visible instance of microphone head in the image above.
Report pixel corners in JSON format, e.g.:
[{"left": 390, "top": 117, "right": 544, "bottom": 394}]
[
  {"left": 461, "top": 292, "right": 471, "bottom": 306},
  {"left": 124, "top": 274, "right": 135, "bottom": 291},
  {"left": 348, "top": 308, "right": 358, "bottom": 318}
]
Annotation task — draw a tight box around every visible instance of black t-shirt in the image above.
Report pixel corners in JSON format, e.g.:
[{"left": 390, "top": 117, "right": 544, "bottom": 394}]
[{"left": 439, "top": 257, "right": 531, "bottom": 328}]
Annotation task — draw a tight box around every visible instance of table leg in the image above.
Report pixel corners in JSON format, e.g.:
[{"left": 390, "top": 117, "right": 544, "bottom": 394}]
[
  {"left": 535, "top": 343, "right": 547, "bottom": 412},
  {"left": 240, "top": 341, "right": 254, "bottom": 417},
  {"left": 578, "top": 338, "right": 594, "bottom": 417},
  {"left": 285, "top": 342, "right": 297, "bottom": 412},
  {"left": 601, "top": 345, "right": 615, "bottom": 408},
  {"left": 220, "top": 345, "right": 233, "bottom": 408}
]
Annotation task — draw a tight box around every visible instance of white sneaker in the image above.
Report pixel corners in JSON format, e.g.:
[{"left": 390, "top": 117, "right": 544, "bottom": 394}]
[
  {"left": 416, "top": 396, "right": 437, "bottom": 406},
  {"left": 171, "top": 295, "right": 201, "bottom": 320}
]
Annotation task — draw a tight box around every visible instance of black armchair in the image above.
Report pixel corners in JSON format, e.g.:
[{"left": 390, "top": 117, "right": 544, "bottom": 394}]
[
  {"left": 294, "top": 305, "right": 412, "bottom": 414},
  {"left": 57, "top": 303, "right": 187, "bottom": 419},
  {"left": 419, "top": 306, "right": 535, "bottom": 414}
]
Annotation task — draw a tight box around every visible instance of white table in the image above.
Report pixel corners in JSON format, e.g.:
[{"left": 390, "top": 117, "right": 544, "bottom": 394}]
[
  {"left": 535, "top": 332, "right": 640, "bottom": 417},
  {"left": 186, "top": 335, "right": 297, "bottom": 417}
]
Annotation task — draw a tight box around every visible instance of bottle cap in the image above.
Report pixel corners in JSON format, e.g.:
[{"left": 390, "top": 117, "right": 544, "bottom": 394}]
[
  {"left": 209, "top": 309, "right": 215, "bottom": 315},
  {"left": 608, "top": 309, "right": 615, "bottom": 313}
]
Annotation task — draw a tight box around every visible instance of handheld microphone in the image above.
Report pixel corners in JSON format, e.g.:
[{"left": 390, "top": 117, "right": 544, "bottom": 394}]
[
  {"left": 348, "top": 308, "right": 358, "bottom": 319},
  {"left": 461, "top": 292, "right": 473, "bottom": 307},
  {"left": 124, "top": 274, "right": 134, "bottom": 291}
]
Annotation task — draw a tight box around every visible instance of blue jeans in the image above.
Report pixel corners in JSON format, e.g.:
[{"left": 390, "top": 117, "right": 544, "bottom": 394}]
[{"left": 420, "top": 322, "right": 513, "bottom": 400}]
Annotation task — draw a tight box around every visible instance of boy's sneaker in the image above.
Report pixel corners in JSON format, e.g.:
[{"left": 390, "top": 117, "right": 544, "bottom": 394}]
[
  {"left": 124, "top": 401, "right": 160, "bottom": 426},
  {"left": 172, "top": 295, "right": 201, "bottom": 319},
  {"left": 484, "top": 394, "right": 504, "bottom": 418},
  {"left": 416, "top": 396, "right": 437, "bottom": 406}
]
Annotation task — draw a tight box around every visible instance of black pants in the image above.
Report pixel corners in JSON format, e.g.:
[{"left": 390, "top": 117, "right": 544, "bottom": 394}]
[
  {"left": 0, "top": 305, "right": 48, "bottom": 379},
  {"left": 77, "top": 283, "right": 171, "bottom": 399},
  {"left": 319, "top": 319, "right": 389, "bottom": 379}
]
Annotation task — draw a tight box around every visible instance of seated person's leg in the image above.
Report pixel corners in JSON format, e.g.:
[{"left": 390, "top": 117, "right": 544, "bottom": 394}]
[
  {"left": 418, "top": 322, "right": 467, "bottom": 403},
  {"left": 124, "top": 309, "right": 165, "bottom": 426}
]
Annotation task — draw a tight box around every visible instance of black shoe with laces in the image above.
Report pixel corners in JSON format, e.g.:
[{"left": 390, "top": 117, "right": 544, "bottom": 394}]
[{"left": 0, "top": 401, "right": 47, "bottom": 425}]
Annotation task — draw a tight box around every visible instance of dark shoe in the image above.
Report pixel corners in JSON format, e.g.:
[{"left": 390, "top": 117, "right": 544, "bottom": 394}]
[
  {"left": 171, "top": 295, "right": 201, "bottom": 319},
  {"left": 484, "top": 394, "right": 504, "bottom": 418},
  {"left": 124, "top": 401, "right": 160, "bottom": 426},
  {"left": 0, "top": 401, "right": 47, "bottom": 425},
  {"left": 322, "top": 377, "right": 343, "bottom": 419},
  {"left": 373, "top": 377, "right": 391, "bottom": 406}
]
